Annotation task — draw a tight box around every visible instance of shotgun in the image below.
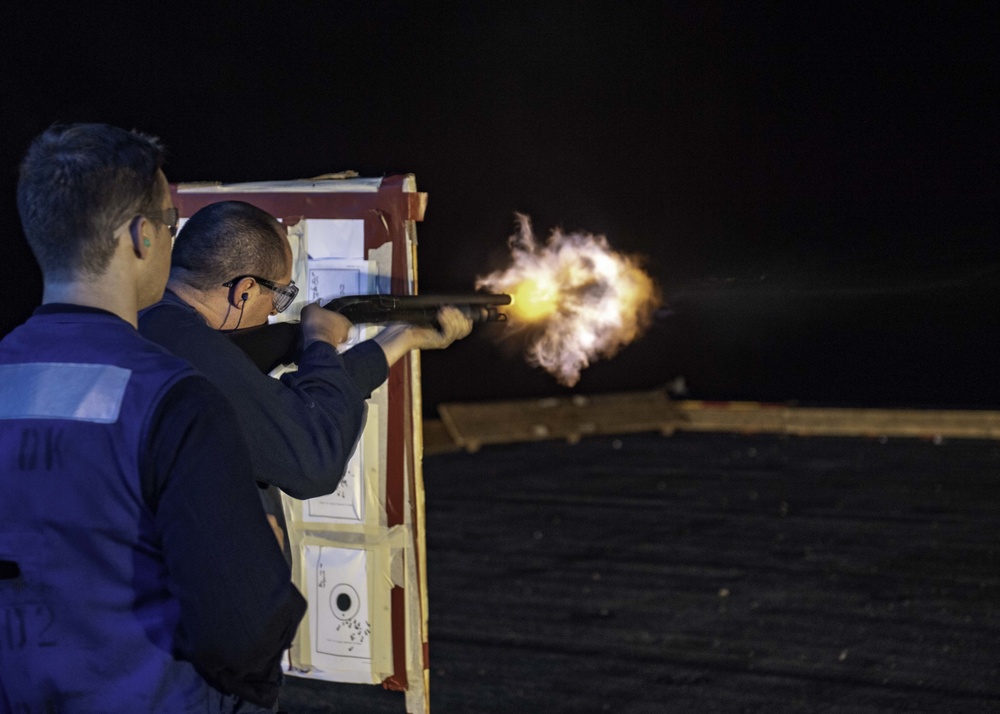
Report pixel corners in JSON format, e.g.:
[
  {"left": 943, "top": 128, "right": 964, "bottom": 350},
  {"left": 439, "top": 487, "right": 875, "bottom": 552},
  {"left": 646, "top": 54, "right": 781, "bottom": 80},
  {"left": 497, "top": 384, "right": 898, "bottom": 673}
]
[{"left": 228, "top": 293, "right": 511, "bottom": 373}]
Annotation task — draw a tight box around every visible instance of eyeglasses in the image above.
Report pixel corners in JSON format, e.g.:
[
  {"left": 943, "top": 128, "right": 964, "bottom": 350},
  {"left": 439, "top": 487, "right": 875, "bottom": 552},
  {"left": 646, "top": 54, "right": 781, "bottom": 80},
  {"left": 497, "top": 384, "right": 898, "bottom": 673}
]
[
  {"left": 144, "top": 207, "right": 180, "bottom": 237},
  {"left": 222, "top": 275, "right": 299, "bottom": 313}
]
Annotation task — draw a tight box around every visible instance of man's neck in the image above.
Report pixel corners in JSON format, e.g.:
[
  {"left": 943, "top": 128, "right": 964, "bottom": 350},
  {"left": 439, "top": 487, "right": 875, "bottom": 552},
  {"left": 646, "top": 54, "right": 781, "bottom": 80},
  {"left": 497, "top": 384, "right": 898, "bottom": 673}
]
[
  {"left": 166, "top": 279, "right": 231, "bottom": 329},
  {"left": 43, "top": 280, "right": 141, "bottom": 328}
]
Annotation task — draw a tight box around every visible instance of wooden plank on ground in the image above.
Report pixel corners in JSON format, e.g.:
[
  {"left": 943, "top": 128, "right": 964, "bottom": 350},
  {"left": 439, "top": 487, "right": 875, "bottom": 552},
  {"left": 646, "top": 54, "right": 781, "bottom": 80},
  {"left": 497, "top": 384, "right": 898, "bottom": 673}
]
[
  {"left": 437, "top": 391, "right": 682, "bottom": 452},
  {"left": 678, "top": 401, "right": 1000, "bottom": 439},
  {"left": 428, "top": 393, "right": 1000, "bottom": 452}
]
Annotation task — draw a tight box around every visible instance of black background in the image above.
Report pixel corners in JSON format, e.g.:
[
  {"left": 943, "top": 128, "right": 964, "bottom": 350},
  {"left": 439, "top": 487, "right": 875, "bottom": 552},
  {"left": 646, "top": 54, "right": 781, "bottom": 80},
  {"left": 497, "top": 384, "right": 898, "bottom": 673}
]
[{"left": 2, "top": 3, "right": 997, "bottom": 412}]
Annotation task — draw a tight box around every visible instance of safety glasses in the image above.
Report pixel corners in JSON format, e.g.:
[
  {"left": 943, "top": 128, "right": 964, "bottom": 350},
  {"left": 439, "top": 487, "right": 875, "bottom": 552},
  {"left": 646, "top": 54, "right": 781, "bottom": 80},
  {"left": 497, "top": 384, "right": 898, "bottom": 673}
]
[{"left": 222, "top": 275, "right": 299, "bottom": 313}]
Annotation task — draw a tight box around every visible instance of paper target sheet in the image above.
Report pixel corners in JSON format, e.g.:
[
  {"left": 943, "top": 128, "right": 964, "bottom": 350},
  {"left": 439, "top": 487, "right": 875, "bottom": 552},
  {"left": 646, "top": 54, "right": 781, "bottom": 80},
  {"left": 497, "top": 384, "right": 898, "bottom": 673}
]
[
  {"left": 303, "top": 438, "right": 364, "bottom": 523},
  {"left": 307, "top": 258, "right": 372, "bottom": 303},
  {"left": 303, "top": 545, "right": 372, "bottom": 680},
  {"left": 307, "top": 257, "right": 374, "bottom": 346},
  {"left": 305, "top": 218, "right": 365, "bottom": 259}
]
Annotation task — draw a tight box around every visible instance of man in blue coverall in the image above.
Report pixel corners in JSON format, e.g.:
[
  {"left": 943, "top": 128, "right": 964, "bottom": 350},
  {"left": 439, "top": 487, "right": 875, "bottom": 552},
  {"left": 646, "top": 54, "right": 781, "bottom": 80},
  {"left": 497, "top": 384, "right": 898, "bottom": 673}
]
[{"left": 0, "top": 124, "right": 304, "bottom": 712}]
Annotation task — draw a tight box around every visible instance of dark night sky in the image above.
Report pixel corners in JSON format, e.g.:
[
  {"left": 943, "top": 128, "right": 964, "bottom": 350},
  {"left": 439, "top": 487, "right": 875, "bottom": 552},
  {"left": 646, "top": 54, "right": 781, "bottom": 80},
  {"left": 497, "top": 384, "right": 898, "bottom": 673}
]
[{"left": 2, "top": 4, "right": 997, "bottom": 410}]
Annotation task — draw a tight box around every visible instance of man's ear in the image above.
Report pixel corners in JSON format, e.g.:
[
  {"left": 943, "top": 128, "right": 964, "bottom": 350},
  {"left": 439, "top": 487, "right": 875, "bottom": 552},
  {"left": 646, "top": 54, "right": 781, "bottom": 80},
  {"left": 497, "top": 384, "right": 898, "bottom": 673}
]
[
  {"left": 128, "top": 216, "right": 152, "bottom": 258},
  {"left": 227, "top": 277, "right": 255, "bottom": 308}
]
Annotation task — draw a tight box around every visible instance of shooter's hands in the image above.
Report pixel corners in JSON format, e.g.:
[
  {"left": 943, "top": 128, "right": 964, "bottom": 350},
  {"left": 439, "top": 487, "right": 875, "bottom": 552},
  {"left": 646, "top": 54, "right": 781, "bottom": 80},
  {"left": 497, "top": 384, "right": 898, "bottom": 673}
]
[
  {"left": 301, "top": 302, "right": 353, "bottom": 349},
  {"left": 372, "top": 306, "right": 473, "bottom": 367},
  {"left": 408, "top": 306, "right": 474, "bottom": 350}
]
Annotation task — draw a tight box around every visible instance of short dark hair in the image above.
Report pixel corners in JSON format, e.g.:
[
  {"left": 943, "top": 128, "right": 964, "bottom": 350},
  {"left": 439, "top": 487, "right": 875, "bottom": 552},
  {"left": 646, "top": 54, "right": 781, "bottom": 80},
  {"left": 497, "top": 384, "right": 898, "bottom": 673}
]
[
  {"left": 16, "top": 123, "right": 165, "bottom": 279},
  {"left": 169, "top": 201, "right": 288, "bottom": 292}
]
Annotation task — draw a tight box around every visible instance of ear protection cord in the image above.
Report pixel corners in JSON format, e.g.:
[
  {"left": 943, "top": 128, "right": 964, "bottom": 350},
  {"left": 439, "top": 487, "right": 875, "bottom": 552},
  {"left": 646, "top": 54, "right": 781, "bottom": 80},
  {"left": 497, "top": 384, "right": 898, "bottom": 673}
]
[
  {"left": 219, "top": 285, "right": 249, "bottom": 332},
  {"left": 232, "top": 292, "right": 248, "bottom": 330}
]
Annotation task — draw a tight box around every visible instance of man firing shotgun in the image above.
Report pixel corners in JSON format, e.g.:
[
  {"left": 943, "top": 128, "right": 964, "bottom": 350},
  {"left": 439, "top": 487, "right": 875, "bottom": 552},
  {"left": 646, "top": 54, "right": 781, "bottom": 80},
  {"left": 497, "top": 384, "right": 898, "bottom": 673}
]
[{"left": 138, "top": 200, "right": 475, "bottom": 554}]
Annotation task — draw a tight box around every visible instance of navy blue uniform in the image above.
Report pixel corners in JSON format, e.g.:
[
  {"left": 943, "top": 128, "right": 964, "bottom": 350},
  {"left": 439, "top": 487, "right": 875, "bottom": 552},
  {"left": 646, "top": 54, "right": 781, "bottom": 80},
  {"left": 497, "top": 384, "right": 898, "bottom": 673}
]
[
  {"left": 139, "top": 291, "right": 389, "bottom": 501},
  {"left": 0, "top": 306, "right": 305, "bottom": 712}
]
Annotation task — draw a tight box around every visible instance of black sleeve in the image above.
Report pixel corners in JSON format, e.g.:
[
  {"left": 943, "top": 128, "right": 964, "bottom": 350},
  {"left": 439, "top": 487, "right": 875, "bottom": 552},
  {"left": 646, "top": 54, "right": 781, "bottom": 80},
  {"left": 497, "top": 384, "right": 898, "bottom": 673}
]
[
  {"left": 142, "top": 375, "right": 307, "bottom": 707},
  {"left": 223, "top": 320, "right": 389, "bottom": 398},
  {"left": 339, "top": 339, "right": 390, "bottom": 398},
  {"left": 141, "top": 302, "right": 377, "bottom": 500},
  {"left": 226, "top": 321, "right": 303, "bottom": 373}
]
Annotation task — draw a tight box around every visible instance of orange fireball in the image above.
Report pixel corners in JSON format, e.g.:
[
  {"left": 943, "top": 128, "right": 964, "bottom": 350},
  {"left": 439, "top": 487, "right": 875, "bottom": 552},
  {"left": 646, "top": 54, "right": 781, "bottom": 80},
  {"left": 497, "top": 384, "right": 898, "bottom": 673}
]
[{"left": 476, "top": 213, "right": 660, "bottom": 386}]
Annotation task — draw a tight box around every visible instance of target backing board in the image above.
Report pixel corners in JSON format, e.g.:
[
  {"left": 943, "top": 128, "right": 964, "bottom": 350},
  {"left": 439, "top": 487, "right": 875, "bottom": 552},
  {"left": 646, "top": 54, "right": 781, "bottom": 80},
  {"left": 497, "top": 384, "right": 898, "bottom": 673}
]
[{"left": 174, "top": 176, "right": 432, "bottom": 712}]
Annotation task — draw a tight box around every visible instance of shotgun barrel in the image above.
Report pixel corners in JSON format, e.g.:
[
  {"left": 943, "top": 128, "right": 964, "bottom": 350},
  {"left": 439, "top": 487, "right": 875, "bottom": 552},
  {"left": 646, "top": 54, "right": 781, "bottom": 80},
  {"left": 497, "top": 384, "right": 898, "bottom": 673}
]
[{"left": 322, "top": 293, "right": 511, "bottom": 326}]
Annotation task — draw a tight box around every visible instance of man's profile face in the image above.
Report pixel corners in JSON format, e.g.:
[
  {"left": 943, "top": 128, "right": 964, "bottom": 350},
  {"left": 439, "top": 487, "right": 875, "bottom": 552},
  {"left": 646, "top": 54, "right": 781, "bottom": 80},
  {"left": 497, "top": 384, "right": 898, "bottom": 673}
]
[{"left": 138, "top": 171, "right": 174, "bottom": 310}]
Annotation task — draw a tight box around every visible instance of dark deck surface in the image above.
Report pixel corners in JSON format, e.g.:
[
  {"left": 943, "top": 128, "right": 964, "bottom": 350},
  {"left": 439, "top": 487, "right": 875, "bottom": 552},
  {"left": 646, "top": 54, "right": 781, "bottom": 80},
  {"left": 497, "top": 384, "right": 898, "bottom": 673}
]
[{"left": 280, "top": 432, "right": 1000, "bottom": 713}]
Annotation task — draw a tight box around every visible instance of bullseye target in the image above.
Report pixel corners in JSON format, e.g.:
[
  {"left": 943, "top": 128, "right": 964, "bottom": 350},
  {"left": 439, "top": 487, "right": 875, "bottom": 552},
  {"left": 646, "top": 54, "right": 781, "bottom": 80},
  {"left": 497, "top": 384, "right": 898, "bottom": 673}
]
[{"left": 330, "top": 583, "right": 360, "bottom": 621}]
